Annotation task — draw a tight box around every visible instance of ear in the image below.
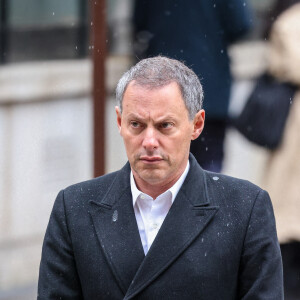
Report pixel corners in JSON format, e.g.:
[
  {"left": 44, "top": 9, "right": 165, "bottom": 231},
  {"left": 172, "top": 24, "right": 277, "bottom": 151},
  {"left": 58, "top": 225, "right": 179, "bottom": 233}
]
[
  {"left": 191, "top": 109, "right": 205, "bottom": 140},
  {"left": 115, "top": 106, "right": 122, "bottom": 134}
]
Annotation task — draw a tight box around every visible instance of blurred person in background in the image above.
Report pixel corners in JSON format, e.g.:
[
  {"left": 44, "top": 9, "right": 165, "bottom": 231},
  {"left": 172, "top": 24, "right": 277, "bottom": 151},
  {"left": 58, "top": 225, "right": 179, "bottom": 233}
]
[
  {"left": 133, "top": 0, "right": 252, "bottom": 172},
  {"left": 262, "top": 2, "right": 300, "bottom": 299}
]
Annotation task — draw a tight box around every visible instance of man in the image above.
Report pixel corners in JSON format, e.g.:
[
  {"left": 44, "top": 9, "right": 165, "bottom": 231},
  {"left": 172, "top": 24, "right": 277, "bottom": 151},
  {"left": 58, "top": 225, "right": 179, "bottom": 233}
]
[{"left": 38, "top": 56, "right": 283, "bottom": 299}]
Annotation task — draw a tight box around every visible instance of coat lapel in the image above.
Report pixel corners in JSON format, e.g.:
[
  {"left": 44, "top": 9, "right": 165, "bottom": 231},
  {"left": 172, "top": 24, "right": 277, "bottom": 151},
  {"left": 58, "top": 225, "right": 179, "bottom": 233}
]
[
  {"left": 88, "top": 163, "right": 145, "bottom": 294},
  {"left": 124, "top": 155, "right": 219, "bottom": 299}
]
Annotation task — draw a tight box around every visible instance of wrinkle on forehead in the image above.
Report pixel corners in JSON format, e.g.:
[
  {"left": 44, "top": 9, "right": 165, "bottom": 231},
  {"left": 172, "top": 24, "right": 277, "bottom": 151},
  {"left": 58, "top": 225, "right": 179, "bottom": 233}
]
[
  {"left": 125, "top": 111, "right": 182, "bottom": 124},
  {"left": 122, "top": 82, "right": 189, "bottom": 122},
  {"left": 130, "top": 79, "right": 177, "bottom": 90},
  {"left": 123, "top": 81, "right": 183, "bottom": 105}
]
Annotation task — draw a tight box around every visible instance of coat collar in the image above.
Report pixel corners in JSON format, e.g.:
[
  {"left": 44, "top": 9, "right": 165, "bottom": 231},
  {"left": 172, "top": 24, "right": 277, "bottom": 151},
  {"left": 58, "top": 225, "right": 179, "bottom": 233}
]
[
  {"left": 180, "top": 153, "right": 210, "bottom": 206},
  {"left": 88, "top": 162, "right": 144, "bottom": 294},
  {"left": 89, "top": 154, "right": 219, "bottom": 298},
  {"left": 93, "top": 153, "right": 210, "bottom": 208}
]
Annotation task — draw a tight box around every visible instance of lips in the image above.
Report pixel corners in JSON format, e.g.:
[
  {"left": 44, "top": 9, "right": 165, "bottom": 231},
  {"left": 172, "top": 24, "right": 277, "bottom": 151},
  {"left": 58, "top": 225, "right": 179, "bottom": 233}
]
[{"left": 139, "top": 156, "right": 163, "bottom": 163}]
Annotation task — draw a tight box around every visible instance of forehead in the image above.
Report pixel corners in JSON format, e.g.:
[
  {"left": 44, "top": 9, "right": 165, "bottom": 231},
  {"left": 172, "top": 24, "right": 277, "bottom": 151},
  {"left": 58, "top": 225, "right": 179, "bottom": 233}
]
[
  {"left": 121, "top": 81, "right": 189, "bottom": 120},
  {"left": 123, "top": 81, "right": 184, "bottom": 106}
]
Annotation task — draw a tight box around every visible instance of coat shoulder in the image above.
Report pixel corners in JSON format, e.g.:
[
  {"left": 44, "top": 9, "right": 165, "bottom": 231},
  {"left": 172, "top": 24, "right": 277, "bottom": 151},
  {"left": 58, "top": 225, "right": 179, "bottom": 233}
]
[
  {"left": 61, "top": 166, "right": 129, "bottom": 207},
  {"left": 205, "top": 170, "right": 261, "bottom": 191},
  {"left": 204, "top": 170, "right": 265, "bottom": 208}
]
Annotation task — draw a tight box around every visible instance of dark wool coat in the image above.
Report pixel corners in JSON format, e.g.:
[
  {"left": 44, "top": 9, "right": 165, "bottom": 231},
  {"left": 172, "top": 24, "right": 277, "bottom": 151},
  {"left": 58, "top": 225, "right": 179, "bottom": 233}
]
[
  {"left": 133, "top": 0, "right": 252, "bottom": 120},
  {"left": 38, "top": 155, "right": 283, "bottom": 299}
]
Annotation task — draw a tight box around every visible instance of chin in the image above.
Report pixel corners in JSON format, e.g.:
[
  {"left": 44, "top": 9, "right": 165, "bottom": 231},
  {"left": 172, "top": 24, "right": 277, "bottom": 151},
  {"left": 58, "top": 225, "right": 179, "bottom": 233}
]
[{"left": 139, "top": 171, "right": 165, "bottom": 184}]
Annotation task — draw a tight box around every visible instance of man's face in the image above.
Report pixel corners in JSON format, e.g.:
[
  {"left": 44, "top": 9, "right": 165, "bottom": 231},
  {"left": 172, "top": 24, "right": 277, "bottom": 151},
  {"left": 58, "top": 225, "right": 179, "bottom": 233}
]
[{"left": 116, "top": 81, "right": 204, "bottom": 191}]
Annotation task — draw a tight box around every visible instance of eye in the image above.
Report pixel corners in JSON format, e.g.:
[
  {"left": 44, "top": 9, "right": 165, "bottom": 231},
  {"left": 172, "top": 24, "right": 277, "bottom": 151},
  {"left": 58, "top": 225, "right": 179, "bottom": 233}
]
[
  {"left": 160, "top": 122, "right": 174, "bottom": 129},
  {"left": 130, "top": 121, "right": 141, "bottom": 128}
]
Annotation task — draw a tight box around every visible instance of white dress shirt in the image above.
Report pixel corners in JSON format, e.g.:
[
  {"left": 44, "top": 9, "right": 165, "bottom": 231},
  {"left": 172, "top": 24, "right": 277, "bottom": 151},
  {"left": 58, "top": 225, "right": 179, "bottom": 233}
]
[{"left": 131, "top": 161, "right": 190, "bottom": 254}]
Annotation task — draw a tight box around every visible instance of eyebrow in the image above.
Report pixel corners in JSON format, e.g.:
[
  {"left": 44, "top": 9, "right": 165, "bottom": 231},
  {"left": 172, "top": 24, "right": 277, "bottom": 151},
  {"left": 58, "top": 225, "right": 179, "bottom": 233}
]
[{"left": 126, "top": 113, "right": 178, "bottom": 123}]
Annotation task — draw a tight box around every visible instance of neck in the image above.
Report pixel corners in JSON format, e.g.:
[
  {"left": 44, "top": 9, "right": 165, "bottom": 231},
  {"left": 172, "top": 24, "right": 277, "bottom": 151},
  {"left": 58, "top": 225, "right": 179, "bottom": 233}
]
[
  {"left": 134, "top": 180, "right": 176, "bottom": 200},
  {"left": 132, "top": 161, "right": 188, "bottom": 199}
]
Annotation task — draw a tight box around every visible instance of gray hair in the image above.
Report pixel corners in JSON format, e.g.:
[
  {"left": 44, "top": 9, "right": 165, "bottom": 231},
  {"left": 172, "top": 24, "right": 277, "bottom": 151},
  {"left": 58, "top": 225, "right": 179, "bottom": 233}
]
[{"left": 116, "top": 56, "right": 204, "bottom": 119}]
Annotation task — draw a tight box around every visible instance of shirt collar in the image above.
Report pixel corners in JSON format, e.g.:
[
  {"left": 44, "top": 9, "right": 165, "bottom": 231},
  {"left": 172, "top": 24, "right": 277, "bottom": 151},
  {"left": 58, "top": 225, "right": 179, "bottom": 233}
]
[{"left": 131, "top": 160, "right": 190, "bottom": 206}]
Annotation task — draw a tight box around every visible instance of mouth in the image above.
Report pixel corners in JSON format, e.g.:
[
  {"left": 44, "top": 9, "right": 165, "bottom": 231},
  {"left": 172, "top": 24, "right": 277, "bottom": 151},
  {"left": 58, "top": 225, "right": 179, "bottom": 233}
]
[{"left": 139, "top": 156, "right": 163, "bottom": 164}]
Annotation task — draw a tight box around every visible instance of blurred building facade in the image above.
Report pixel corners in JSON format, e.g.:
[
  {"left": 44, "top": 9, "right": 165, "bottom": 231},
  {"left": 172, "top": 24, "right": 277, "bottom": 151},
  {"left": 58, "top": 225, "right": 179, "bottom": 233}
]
[
  {"left": 0, "top": 0, "right": 280, "bottom": 298},
  {"left": 0, "top": 1, "right": 93, "bottom": 298}
]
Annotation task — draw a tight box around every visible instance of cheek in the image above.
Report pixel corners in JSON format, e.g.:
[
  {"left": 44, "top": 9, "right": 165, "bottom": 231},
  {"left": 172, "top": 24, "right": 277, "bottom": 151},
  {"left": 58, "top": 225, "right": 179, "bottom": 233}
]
[
  {"left": 163, "top": 136, "right": 190, "bottom": 159},
  {"left": 173, "top": 133, "right": 193, "bottom": 156},
  {"left": 172, "top": 130, "right": 193, "bottom": 148},
  {"left": 122, "top": 134, "right": 140, "bottom": 152}
]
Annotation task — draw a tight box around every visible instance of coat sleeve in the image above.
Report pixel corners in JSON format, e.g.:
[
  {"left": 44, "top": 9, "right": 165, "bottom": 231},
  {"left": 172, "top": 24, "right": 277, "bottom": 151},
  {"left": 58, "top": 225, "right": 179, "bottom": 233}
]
[
  {"left": 217, "top": 0, "right": 253, "bottom": 43},
  {"left": 37, "top": 190, "right": 83, "bottom": 299},
  {"left": 238, "top": 189, "right": 284, "bottom": 299}
]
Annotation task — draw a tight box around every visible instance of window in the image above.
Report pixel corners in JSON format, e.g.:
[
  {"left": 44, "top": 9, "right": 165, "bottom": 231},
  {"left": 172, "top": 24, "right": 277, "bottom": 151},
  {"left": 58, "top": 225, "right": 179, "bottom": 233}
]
[{"left": 0, "top": 0, "right": 88, "bottom": 64}]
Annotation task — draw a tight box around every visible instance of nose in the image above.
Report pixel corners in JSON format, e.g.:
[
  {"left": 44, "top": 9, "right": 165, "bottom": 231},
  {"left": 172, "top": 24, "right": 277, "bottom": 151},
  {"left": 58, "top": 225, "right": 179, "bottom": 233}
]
[{"left": 142, "top": 127, "right": 159, "bottom": 151}]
